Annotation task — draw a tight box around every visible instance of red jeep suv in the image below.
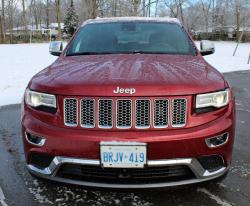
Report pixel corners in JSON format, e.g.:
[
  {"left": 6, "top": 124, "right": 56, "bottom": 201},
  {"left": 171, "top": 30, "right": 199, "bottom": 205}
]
[{"left": 21, "top": 17, "right": 235, "bottom": 188}]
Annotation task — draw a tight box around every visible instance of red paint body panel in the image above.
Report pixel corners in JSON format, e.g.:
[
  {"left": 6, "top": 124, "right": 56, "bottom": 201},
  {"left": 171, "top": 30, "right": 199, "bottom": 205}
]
[
  {"left": 22, "top": 100, "right": 235, "bottom": 165},
  {"left": 21, "top": 19, "right": 236, "bottom": 187},
  {"left": 29, "top": 54, "right": 226, "bottom": 96}
]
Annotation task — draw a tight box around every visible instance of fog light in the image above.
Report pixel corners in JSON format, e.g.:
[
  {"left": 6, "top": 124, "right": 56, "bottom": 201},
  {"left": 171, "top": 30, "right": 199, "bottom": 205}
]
[
  {"left": 205, "top": 133, "right": 228, "bottom": 148},
  {"left": 30, "top": 153, "right": 54, "bottom": 169},
  {"left": 25, "top": 132, "right": 46, "bottom": 146},
  {"left": 197, "top": 155, "right": 224, "bottom": 172}
]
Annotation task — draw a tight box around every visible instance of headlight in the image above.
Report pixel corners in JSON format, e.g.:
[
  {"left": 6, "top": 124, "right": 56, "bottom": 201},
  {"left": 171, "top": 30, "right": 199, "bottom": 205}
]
[
  {"left": 196, "top": 89, "right": 229, "bottom": 109},
  {"left": 25, "top": 89, "right": 57, "bottom": 108}
]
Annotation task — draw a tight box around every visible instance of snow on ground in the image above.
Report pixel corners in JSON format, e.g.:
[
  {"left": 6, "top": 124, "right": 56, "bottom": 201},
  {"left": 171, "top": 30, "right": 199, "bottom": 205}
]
[
  {"left": 197, "top": 41, "right": 250, "bottom": 72},
  {"left": 0, "top": 41, "right": 249, "bottom": 106},
  {"left": 0, "top": 43, "right": 57, "bottom": 106}
]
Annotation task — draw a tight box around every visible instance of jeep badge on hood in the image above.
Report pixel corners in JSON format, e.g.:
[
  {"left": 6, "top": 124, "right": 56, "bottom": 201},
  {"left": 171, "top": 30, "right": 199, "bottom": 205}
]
[{"left": 113, "top": 86, "right": 136, "bottom": 94}]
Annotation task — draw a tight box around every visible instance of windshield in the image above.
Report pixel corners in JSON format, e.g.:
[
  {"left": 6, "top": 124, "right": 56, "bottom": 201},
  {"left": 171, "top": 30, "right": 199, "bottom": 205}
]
[{"left": 66, "top": 22, "right": 196, "bottom": 56}]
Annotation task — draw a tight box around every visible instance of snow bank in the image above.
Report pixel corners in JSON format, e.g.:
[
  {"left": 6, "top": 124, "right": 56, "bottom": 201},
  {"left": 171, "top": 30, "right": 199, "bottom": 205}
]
[
  {"left": 197, "top": 41, "right": 250, "bottom": 73},
  {"left": 0, "top": 41, "right": 249, "bottom": 106},
  {"left": 0, "top": 43, "right": 57, "bottom": 106}
]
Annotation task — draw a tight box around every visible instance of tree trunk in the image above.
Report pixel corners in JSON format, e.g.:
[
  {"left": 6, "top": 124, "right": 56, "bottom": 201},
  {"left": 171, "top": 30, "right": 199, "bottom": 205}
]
[
  {"left": 212, "top": 0, "right": 214, "bottom": 30},
  {"left": 178, "top": 0, "right": 185, "bottom": 26},
  {"left": 10, "top": 9, "right": 13, "bottom": 43},
  {"left": 200, "top": 0, "right": 209, "bottom": 38},
  {"left": 46, "top": 0, "right": 50, "bottom": 28},
  {"left": 236, "top": 5, "right": 240, "bottom": 40},
  {"left": 22, "top": 0, "right": 28, "bottom": 42},
  {"left": 91, "top": 0, "right": 97, "bottom": 18},
  {"left": 56, "top": 0, "right": 62, "bottom": 40},
  {"left": 0, "top": 15, "right": 3, "bottom": 43},
  {"left": 155, "top": 0, "right": 159, "bottom": 17},
  {"left": 142, "top": 0, "right": 145, "bottom": 16},
  {"left": 113, "top": 0, "right": 117, "bottom": 17},
  {"left": 1, "top": 0, "right": 5, "bottom": 43},
  {"left": 148, "top": 0, "right": 151, "bottom": 16}
]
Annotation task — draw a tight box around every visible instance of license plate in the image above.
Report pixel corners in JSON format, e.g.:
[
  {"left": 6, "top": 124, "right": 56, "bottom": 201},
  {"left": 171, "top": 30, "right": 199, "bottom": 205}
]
[{"left": 100, "top": 142, "right": 147, "bottom": 168}]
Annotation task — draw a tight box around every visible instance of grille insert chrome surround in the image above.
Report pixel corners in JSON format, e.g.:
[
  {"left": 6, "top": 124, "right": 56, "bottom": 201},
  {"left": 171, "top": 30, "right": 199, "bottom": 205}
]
[
  {"left": 63, "top": 97, "right": 187, "bottom": 129},
  {"left": 98, "top": 99, "right": 113, "bottom": 129},
  {"left": 135, "top": 99, "right": 151, "bottom": 129},
  {"left": 116, "top": 99, "right": 132, "bottom": 129},
  {"left": 80, "top": 99, "right": 95, "bottom": 128},
  {"left": 64, "top": 98, "right": 78, "bottom": 127},
  {"left": 154, "top": 99, "right": 169, "bottom": 128},
  {"left": 172, "top": 99, "right": 187, "bottom": 127}
]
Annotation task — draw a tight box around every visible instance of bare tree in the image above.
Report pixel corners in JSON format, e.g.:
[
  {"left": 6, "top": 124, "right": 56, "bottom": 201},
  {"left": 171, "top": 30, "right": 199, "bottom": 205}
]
[
  {"left": 236, "top": 2, "right": 240, "bottom": 39},
  {"left": 200, "top": 0, "right": 213, "bottom": 35},
  {"left": 148, "top": 0, "right": 151, "bottom": 16},
  {"left": 184, "top": 2, "right": 203, "bottom": 31},
  {"left": 88, "top": 0, "right": 97, "bottom": 18},
  {"left": 22, "top": 0, "right": 28, "bottom": 42},
  {"left": 55, "top": 0, "right": 62, "bottom": 40},
  {"left": 0, "top": 0, "right": 249, "bottom": 44},
  {"left": 0, "top": 0, "right": 5, "bottom": 43},
  {"left": 30, "top": 0, "right": 44, "bottom": 29},
  {"left": 162, "top": 0, "right": 186, "bottom": 25},
  {"left": 0, "top": 15, "right": 3, "bottom": 43},
  {"left": 6, "top": 0, "right": 17, "bottom": 43},
  {"left": 112, "top": 0, "right": 118, "bottom": 16},
  {"left": 130, "top": 0, "right": 141, "bottom": 15},
  {"left": 142, "top": 0, "right": 146, "bottom": 16},
  {"left": 78, "top": 0, "right": 98, "bottom": 20},
  {"left": 46, "top": 0, "right": 50, "bottom": 28},
  {"left": 227, "top": 0, "right": 250, "bottom": 40}
]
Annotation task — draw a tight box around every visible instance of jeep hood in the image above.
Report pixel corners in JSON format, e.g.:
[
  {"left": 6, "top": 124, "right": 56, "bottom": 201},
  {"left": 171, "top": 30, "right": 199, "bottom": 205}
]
[{"left": 29, "top": 54, "right": 226, "bottom": 96}]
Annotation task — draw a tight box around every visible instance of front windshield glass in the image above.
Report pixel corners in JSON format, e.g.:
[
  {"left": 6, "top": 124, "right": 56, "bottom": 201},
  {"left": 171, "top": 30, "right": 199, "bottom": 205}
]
[{"left": 66, "top": 22, "right": 196, "bottom": 56}]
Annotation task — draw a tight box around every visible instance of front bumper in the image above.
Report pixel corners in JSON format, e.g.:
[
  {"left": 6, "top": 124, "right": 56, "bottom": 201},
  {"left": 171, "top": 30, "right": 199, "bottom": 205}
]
[
  {"left": 22, "top": 99, "right": 235, "bottom": 188},
  {"left": 27, "top": 156, "right": 229, "bottom": 188}
]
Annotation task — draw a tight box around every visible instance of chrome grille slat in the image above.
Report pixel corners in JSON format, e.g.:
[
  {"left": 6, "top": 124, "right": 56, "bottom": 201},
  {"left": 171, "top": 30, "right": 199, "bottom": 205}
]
[
  {"left": 80, "top": 99, "right": 95, "bottom": 128},
  {"left": 64, "top": 97, "right": 187, "bottom": 129},
  {"left": 64, "top": 98, "right": 78, "bottom": 127},
  {"left": 171, "top": 99, "right": 187, "bottom": 127},
  {"left": 116, "top": 99, "right": 132, "bottom": 129},
  {"left": 135, "top": 99, "right": 151, "bottom": 129},
  {"left": 98, "top": 99, "right": 113, "bottom": 129},
  {"left": 154, "top": 99, "right": 169, "bottom": 128}
]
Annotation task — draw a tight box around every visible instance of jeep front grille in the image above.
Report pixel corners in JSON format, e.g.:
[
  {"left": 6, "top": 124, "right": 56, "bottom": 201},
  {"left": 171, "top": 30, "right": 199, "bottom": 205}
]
[
  {"left": 80, "top": 99, "right": 95, "bottom": 128},
  {"left": 117, "top": 99, "right": 132, "bottom": 129},
  {"left": 154, "top": 99, "right": 169, "bottom": 128},
  {"left": 135, "top": 100, "right": 151, "bottom": 129},
  {"left": 98, "top": 99, "right": 113, "bottom": 129},
  {"left": 64, "top": 98, "right": 78, "bottom": 127},
  {"left": 172, "top": 99, "right": 187, "bottom": 127},
  {"left": 63, "top": 97, "right": 187, "bottom": 129}
]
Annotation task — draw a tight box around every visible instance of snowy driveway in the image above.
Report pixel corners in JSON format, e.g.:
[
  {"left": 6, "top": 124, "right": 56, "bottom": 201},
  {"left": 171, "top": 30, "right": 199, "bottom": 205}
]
[{"left": 0, "top": 71, "right": 249, "bottom": 206}]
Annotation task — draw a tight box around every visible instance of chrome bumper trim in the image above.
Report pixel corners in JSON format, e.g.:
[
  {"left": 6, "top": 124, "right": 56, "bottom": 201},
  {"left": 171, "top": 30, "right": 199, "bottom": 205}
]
[
  {"left": 27, "top": 156, "right": 228, "bottom": 188},
  {"left": 25, "top": 131, "right": 46, "bottom": 147}
]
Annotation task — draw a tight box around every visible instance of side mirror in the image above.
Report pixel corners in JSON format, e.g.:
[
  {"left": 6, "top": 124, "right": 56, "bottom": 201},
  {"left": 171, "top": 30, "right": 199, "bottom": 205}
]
[
  {"left": 49, "top": 41, "right": 63, "bottom": 56},
  {"left": 200, "top": 40, "right": 215, "bottom": 56}
]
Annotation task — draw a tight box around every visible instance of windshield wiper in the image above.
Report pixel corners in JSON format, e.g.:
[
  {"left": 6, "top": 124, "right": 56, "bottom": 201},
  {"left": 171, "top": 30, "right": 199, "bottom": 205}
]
[
  {"left": 66, "top": 52, "right": 112, "bottom": 56},
  {"left": 123, "top": 51, "right": 159, "bottom": 54},
  {"left": 131, "top": 50, "right": 146, "bottom": 54},
  {"left": 66, "top": 51, "right": 175, "bottom": 56}
]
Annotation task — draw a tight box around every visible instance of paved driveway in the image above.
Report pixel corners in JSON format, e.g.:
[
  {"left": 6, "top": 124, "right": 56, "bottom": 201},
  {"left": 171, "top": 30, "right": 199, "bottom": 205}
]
[{"left": 0, "top": 71, "right": 250, "bottom": 206}]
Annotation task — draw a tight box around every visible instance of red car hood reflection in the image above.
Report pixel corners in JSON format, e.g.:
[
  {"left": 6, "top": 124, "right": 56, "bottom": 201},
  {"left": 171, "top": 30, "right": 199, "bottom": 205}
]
[{"left": 29, "top": 54, "right": 226, "bottom": 96}]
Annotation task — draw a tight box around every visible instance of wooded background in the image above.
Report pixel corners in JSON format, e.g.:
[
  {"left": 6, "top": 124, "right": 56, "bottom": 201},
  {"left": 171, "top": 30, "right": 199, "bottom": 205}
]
[{"left": 0, "top": 0, "right": 249, "bottom": 43}]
